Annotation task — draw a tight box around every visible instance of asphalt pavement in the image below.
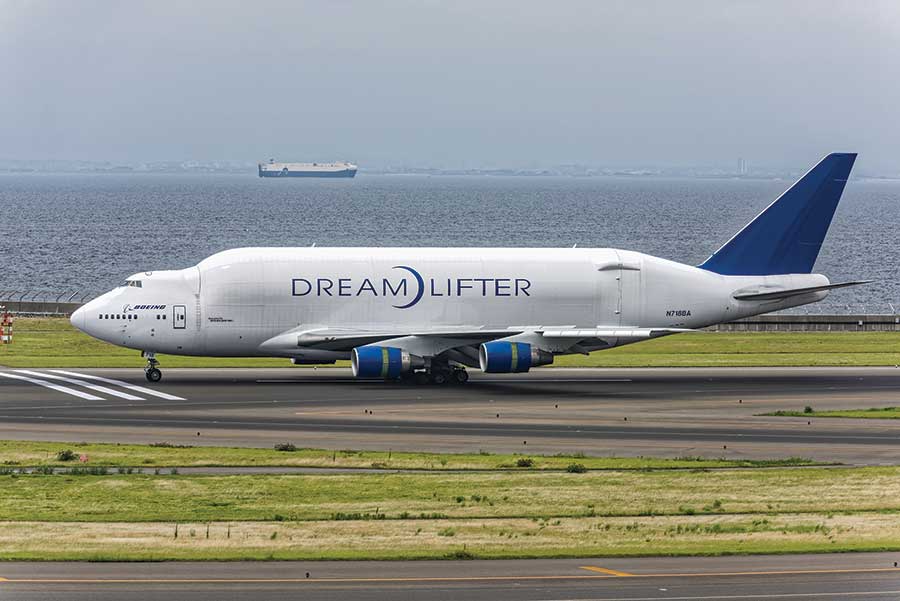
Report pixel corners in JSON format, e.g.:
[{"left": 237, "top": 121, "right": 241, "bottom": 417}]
[
  {"left": 1, "top": 366, "right": 899, "bottom": 463},
  {"left": 2, "top": 553, "right": 900, "bottom": 600}
]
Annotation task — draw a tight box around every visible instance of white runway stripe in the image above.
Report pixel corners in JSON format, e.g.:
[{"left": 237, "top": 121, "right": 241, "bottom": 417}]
[
  {"left": 15, "top": 370, "right": 144, "bottom": 401},
  {"left": 0, "top": 372, "right": 104, "bottom": 400},
  {"left": 50, "top": 370, "right": 186, "bottom": 401}
]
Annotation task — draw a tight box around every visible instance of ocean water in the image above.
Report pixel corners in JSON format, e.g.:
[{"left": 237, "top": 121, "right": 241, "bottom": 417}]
[{"left": 1, "top": 173, "right": 897, "bottom": 312}]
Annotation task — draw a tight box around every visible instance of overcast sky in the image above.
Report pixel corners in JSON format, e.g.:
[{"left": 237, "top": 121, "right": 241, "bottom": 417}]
[{"left": 2, "top": 0, "right": 899, "bottom": 171}]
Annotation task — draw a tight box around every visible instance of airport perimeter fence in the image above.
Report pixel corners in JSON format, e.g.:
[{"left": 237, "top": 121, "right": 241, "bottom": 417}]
[
  {"left": 0, "top": 290, "right": 93, "bottom": 317},
  {"left": 1, "top": 291, "right": 898, "bottom": 331}
]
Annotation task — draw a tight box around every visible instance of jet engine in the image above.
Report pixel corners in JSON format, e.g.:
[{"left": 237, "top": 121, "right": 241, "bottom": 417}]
[
  {"left": 479, "top": 341, "right": 553, "bottom": 373},
  {"left": 351, "top": 346, "right": 425, "bottom": 378}
]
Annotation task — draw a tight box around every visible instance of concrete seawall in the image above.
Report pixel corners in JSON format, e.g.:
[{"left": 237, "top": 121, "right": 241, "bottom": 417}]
[{"left": 707, "top": 314, "right": 900, "bottom": 332}]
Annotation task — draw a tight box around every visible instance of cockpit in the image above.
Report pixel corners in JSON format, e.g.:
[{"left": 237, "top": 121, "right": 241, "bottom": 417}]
[{"left": 70, "top": 267, "right": 201, "bottom": 381}]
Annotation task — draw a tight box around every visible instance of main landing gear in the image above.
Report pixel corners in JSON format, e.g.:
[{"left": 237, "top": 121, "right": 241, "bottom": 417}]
[
  {"left": 143, "top": 352, "right": 162, "bottom": 382},
  {"left": 407, "top": 365, "right": 469, "bottom": 386}
]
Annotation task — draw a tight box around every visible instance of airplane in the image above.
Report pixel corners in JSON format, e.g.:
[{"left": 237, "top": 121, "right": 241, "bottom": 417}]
[{"left": 70, "top": 153, "right": 867, "bottom": 384}]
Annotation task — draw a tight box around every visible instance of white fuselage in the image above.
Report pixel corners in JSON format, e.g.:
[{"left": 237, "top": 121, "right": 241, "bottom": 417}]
[{"left": 71, "top": 247, "right": 828, "bottom": 358}]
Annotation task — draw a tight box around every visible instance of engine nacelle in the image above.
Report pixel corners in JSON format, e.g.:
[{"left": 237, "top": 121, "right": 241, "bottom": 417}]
[
  {"left": 351, "top": 346, "right": 424, "bottom": 378},
  {"left": 479, "top": 341, "right": 553, "bottom": 373}
]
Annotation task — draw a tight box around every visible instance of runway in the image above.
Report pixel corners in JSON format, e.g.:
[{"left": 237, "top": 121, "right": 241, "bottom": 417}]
[
  {"left": 2, "top": 553, "right": 900, "bottom": 600},
  {"left": 1, "top": 367, "right": 899, "bottom": 463}
]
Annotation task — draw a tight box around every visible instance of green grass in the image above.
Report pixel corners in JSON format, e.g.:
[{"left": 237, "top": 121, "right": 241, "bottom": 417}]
[
  {"left": 553, "top": 330, "right": 900, "bottom": 367},
  {"left": 0, "top": 440, "right": 815, "bottom": 470},
  {"left": 0, "top": 318, "right": 292, "bottom": 368},
  {"left": 1, "top": 465, "right": 900, "bottom": 560},
  {"left": 764, "top": 407, "right": 900, "bottom": 419},
  {"left": 0, "top": 438, "right": 895, "bottom": 560},
  {"left": 2, "top": 466, "right": 899, "bottom": 522},
  {"left": 3, "top": 318, "right": 900, "bottom": 367}
]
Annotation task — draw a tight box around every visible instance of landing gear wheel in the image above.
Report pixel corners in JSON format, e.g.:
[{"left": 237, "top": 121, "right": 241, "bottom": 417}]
[
  {"left": 413, "top": 371, "right": 430, "bottom": 386},
  {"left": 429, "top": 371, "right": 448, "bottom": 385},
  {"left": 452, "top": 369, "right": 469, "bottom": 384},
  {"left": 143, "top": 352, "right": 161, "bottom": 383}
]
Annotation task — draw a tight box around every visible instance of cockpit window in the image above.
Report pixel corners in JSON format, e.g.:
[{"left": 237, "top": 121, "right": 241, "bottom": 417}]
[{"left": 122, "top": 280, "right": 143, "bottom": 288}]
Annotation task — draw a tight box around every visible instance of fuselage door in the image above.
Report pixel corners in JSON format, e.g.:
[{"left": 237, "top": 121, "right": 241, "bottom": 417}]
[
  {"left": 173, "top": 305, "right": 187, "bottom": 330},
  {"left": 593, "top": 251, "right": 623, "bottom": 326}
]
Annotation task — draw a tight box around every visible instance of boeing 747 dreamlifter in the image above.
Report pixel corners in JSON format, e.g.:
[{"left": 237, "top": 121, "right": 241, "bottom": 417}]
[{"left": 71, "top": 153, "right": 866, "bottom": 384}]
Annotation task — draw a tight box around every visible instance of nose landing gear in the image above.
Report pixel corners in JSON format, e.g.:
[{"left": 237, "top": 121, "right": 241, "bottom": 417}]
[{"left": 142, "top": 352, "right": 162, "bottom": 382}]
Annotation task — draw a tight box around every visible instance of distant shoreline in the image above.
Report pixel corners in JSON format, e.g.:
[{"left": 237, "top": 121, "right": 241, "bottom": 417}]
[{"left": 2, "top": 169, "right": 898, "bottom": 181}]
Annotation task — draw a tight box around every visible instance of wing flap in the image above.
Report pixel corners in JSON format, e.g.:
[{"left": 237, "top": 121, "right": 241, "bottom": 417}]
[{"left": 541, "top": 328, "right": 696, "bottom": 339}]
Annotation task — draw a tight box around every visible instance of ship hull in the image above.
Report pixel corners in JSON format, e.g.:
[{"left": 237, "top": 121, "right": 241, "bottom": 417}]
[{"left": 259, "top": 168, "right": 357, "bottom": 178}]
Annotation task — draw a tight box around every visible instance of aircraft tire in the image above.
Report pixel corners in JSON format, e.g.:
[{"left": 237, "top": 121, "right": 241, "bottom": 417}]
[
  {"left": 145, "top": 367, "right": 162, "bottom": 383},
  {"left": 453, "top": 369, "right": 469, "bottom": 384},
  {"left": 429, "top": 371, "right": 448, "bottom": 385}
]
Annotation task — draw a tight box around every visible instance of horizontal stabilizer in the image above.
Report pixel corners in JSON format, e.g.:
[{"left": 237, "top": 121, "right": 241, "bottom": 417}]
[{"left": 732, "top": 280, "right": 871, "bottom": 301}]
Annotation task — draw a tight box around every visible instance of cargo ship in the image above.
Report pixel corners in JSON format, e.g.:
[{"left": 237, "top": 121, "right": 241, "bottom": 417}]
[{"left": 258, "top": 159, "right": 357, "bottom": 178}]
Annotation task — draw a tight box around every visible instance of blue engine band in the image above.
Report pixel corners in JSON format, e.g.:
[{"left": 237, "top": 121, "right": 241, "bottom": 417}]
[
  {"left": 355, "top": 346, "right": 403, "bottom": 378},
  {"left": 482, "top": 341, "right": 532, "bottom": 373}
]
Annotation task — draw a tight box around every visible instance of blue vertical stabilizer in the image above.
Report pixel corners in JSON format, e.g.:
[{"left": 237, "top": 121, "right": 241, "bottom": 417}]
[{"left": 699, "top": 153, "right": 857, "bottom": 276}]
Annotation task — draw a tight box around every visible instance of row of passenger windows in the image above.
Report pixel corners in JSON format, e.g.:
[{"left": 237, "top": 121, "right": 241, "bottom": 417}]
[{"left": 98, "top": 314, "right": 166, "bottom": 320}]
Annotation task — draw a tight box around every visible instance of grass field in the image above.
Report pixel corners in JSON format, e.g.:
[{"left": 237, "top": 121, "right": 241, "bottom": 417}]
[
  {"left": 3, "top": 466, "right": 897, "bottom": 522},
  {"left": 3, "top": 317, "right": 900, "bottom": 368},
  {"left": 764, "top": 407, "right": 900, "bottom": 419},
  {"left": 0, "top": 462, "right": 898, "bottom": 560},
  {"left": 3, "top": 514, "right": 898, "bottom": 561},
  {"left": 0, "top": 440, "right": 815, "bottom": 470}
]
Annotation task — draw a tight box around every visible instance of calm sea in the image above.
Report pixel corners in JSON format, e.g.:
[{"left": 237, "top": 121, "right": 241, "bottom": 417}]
[{"left": 1, "top": 173, "right": 897, "bottom": 313}]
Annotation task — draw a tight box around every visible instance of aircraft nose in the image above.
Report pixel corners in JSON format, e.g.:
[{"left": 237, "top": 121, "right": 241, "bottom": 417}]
[{"left": 70, "top": 306, "right": 86, "bottom": 331}]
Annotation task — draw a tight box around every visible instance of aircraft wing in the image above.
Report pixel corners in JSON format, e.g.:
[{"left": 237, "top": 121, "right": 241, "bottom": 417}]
[
  {"left": 260, "top": 325, "right": 696, "bottom": 355},
  {"left": 259, "top": 325, "right": 522, "bottom": 353},
  {"left": 540, "top": 327, "right": 695, "bottom": 339}
]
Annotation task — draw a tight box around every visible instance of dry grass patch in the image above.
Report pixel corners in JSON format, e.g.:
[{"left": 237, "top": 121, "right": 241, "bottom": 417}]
[{"left": 1, "top": 514, "right": 899, "bottom": 560}]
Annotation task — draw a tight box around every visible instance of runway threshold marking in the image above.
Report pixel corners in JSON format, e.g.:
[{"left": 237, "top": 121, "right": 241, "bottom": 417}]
[
  {"left": 3, "top": 566, "right": 900, "bottom": 585},
  {"left": 49, "top": 371, "right": 186, "bottom": 401},
  {"left": 0, "top": 372, "right": 103, "bottom": 401},
  {"left": 15, "top": 370, "right": 144, "bottom": 401},
  {"left": 580, "top": 566, "right": 634, "bottom": 576}
]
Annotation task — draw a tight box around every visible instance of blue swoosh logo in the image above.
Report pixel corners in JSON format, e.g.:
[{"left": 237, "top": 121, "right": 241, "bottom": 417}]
[{"left": 392, "top": 265, "right": 424, "bottom": 309}]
